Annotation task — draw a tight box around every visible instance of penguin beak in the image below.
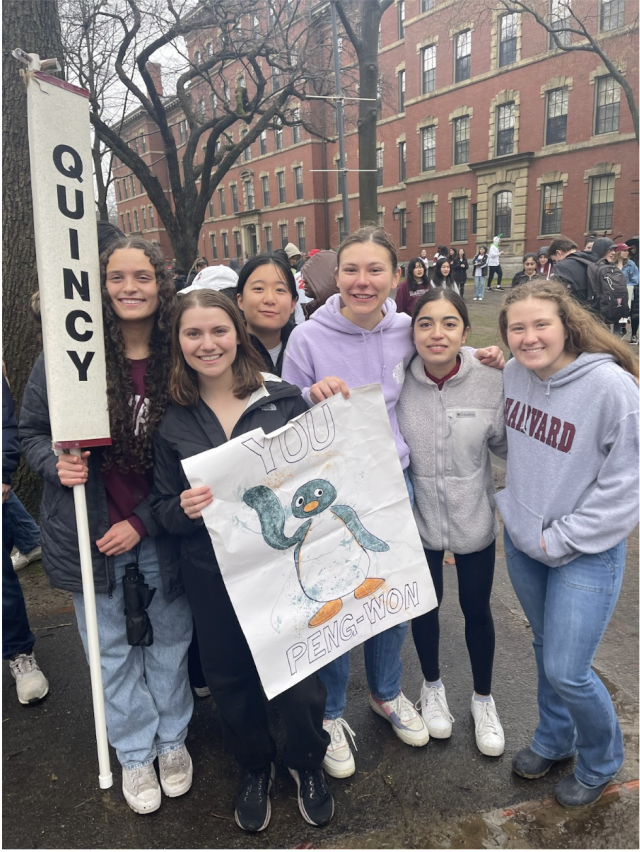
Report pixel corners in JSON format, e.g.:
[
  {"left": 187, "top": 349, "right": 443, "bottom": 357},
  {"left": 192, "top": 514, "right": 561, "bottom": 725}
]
[{"left": 303, "top": 501, "right": 319, "bottom": 513}]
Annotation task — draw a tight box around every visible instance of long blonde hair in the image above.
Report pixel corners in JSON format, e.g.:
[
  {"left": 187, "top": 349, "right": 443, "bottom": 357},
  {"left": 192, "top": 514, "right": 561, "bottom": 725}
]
[{"left": 498, "top": 280, "right": 638, "bottom": 379}]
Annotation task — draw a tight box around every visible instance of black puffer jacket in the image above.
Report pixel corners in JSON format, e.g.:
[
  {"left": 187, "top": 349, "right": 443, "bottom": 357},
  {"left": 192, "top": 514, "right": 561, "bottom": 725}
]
[
  {"left": 151, "top": 377, "right": 308, "bottom": 576},
  {"left": 19, "top": 353, "right": 184, "bottom": 601}
]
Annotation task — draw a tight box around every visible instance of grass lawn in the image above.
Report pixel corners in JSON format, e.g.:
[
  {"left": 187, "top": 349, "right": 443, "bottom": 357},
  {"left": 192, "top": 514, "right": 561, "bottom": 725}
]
[{"left": 461, "top": 280, "right": 513, "bottom": 357}]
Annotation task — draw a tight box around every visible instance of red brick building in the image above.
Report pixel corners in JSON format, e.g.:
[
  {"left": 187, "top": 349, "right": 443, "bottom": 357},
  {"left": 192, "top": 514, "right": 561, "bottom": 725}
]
[{"left": 113, "top": 0, "right": 638, "bottom": 272}]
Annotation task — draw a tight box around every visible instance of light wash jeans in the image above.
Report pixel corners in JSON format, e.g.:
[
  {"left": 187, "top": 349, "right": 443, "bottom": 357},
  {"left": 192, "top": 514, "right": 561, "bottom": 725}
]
[
  {"left": 504, "top": 529, "right": 625, "bottom": 786},
  {"left": 474, "top": 274, "right": 485, "bottom": 299},
  {"left": 320, "top": 469, "right": 413, "bottom": 719},
  {"left": 73, "top": 538, "right": 193, "bottom": 768}
]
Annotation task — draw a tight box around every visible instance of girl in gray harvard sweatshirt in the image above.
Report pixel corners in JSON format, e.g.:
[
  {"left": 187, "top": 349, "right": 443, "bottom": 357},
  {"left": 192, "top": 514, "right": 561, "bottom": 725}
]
[
  {"left": 396, "top": 289, "right": 508, "bottom": 759},
  {"left": 497, "top": 280, "right": 639, "bottom": 809}
]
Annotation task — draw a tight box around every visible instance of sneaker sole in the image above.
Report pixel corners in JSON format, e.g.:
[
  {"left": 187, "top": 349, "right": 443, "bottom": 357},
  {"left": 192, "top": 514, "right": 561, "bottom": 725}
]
[
  {"left": 17, "top": 685, "right": 49, "bottom": 705},
  {"left": 159, "top": 758, "right": 193, "bottom": 797},
  {"left": 369, "top": 698, "right": 430, "bottom": 747},
  {"left": 322, "top": 754, "right": 356, "bottom": 778},
  {"left": 476, "top": 741, "right": 505, "bottom": 757},
  {"left": 234, "top": 765, "right": 274, "bottom": 833},
  {"left": 123, "top": 786, "right": 162, "bottom": 814},
  {"left": 424, "top": 723, "right": 452, "bottom": 739},
  {"left": 289, "top": 768, "right": 335, "bottom": 827}
]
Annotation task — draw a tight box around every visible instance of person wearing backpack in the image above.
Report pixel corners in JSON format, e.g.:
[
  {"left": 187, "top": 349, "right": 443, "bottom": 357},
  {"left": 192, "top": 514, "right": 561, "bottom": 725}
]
[{"left": 587, "top": 243, "right": 630, "bottom": 334}]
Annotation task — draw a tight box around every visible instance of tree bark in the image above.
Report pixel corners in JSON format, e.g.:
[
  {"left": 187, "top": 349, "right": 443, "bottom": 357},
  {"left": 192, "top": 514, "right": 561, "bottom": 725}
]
[{"left": 2, "top": 0, "right": 65, "bottom": 517}]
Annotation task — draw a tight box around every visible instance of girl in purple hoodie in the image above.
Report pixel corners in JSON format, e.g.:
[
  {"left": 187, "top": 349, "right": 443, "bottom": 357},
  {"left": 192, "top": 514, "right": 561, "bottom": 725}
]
[{"left": 283, "top": 227, "right": 504, "bottom": 779}]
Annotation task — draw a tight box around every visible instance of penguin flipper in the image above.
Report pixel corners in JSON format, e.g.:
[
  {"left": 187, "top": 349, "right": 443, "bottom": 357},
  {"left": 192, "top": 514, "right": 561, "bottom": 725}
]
[
  {"left": 331, "top": 505, "right": 390, "bottom": 552},
  {"left": 243, "top": 486, "right": 307, "bottom": 550}
]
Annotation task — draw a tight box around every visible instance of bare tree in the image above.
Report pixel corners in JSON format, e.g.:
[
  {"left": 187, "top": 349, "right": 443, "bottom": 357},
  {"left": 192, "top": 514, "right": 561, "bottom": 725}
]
[
  {"left": 69, "top": 0, "right": 332, "bottom": 268},
  {"left": 496, "top": 0, "right": 638, "bottom": 141}
]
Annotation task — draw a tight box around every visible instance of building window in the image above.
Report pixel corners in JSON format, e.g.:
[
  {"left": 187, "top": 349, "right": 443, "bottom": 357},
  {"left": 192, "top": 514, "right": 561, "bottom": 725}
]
[
  {"left": 120, "top": 213, "right": 126, "bottom": 232},
  {"left": 293, "top": 166, "right": 303, "bottom": 200},
  {"left": 245, "top": 179, "right": 255, "bottom": 211},
  {"left": 208, "top": 197, "right": 214, "bottom": 218},
  {"left": 296, "top": 221, "right": 306, "bottom": 253},
  {"left": 399, "top": 141, "right": 406, "bottom": 182},
  {"left": 222, "top": 232, "right": 229, "bottom": 258},
  {"left": 198, "top": 97, "right": 206, "bottom": 121},
  {"left": 421, "top": 125, "right": 436, "bottom": 171},
  {"left": 234, "top": 231, "right": 242, "bottom": 259},
  {"left": 494, "top": 190, "right": 512, "bottom": 238},
  {"left": 130, "top": 175, "right": 135, "bottom": 196},
  {"left": 224, "top": 81, "right": 230, "bottom": 103},
  {"left": 261, "top": 175, "right": 270, "bottom": 207},
  {"left": 421, "top": 45, "right": 436, "bottom": 94},
  {"left": 148, "top": 205, "right": 155, "bottom": 228},
  {"left": 194, "top": 50, "right": 201, "bottom": 65},
  {"left": 142, "top": 207, "right": 147, "bottom": 230},
  {"left": 272, "top": 70, "right": 280, "bottom": 94},
  {"left": 275, "top": 121, "right": 283, "bottom": 150},
  {"left": 140, "top": 133, "right": 146, "bottom": 153},
  {"left": 421, "top": 201, "right": 435, "bottom": 244},
  {"left": 589, "top": 174, "right": 615, "bottom": 231},
  {"left": 292, "top": 109, "right": 301, "bottom": 143},
  {"left": 139, "top": 179, "right": 144, "bottom": 195},
  {"left": 211, "top": 93, "right": 218, "bottom": 117},
  {"left": 133, "top": 208, "right": 139, "bottom": 231},
  {"left": 279, "top": 223, "right": 288, "bottom": 247},
  {"left": 398, "top": 209, "right": 407, "bottom": 247},
  {"left": 207, "top": 42, "right": 213, "bottom": 58},
  {"left": 397, "top": 0, "right": 405, "bottom": 39},
  {"left": 210, "top": 233, "right": 218, "bottom": 259},
  {"left": 595, "top": 76, "right": 620, "bottom": 134},
  {"left": 453, "top": 197, "right": 468, "bottom": 242},
  {"left": 116, "top": 182, "right": 121, "bottom": 202},
  {"left": 496, "top": 102, "right": 515, "bottom": 155},
  {"left": 268, "top": 3, "right": 276, "bottom": 26},
  {"left": 546, "top": 87, "right": 568, "bottom": 144},
  {"left": 377, "top": 79, "right": 383, "bottom": 112},
  {"left": 378, "top": 210, "right": 385, "bottom": 228},
  {"left": 277, "top": 171, "right": 286, "bottom": 203},
  {"left": 421, "top": 0, "right": 434, "bottom": 11},
  {"left": 218, "top": 187, "right": 226, "bottom": 215},
  {"left": 453, "top": 115, "right": 470, "bottom": 165},
  {"left": 231, "top": 184, "right": 239, "bottom": 213},
  {"left": 600, "top": 0, "right": 624, "bottom": 30},
  {"left": 265, "top": 225, "right": 273, "bottom": 252},
  {"left": 241, "top": 129, "right": 251, "bottom": 161},
  {"left": 260, "top": 130, "right": 268, "bottom": 155},
  {"left": 123, "top": 178, "right": 128, "bottom": 199},
  {"left": 549, "top": 0, "right": 571, "bottom": 47},
  {"left": 471, "top": 203, "right": 478, "bottom": 234},
  {"left": 337, "top": 216, "right": 346, "bottom": 242},
  {"left": 376, "top": 147, "right": 383, "bottom": 186},
  {"left": 126, "top": 211, "right": 132, "bottom": 232},
  {"left": 398, "top": 69, "right": 405, "bottom": 113},
  {"left": 455, "top": 30, "right": 471, "bottom": 83},
  {"left": 540, "top": 182, "right": 563, "bottom": 234},
  {"left": 499, "top": 14, "right": 518, "bottom": 67}
]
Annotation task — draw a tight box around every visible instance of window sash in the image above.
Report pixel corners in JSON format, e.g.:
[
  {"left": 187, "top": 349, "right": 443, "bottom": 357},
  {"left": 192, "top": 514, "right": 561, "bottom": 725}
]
[
  {"left": 218, "top": 188, "right": 226, "bottom": 215},
  {"left": 421, "top": 202, "right": 435, "bottom": 243},
  {"left": 399, "top": 210, "right": 407, "bottom": 247},
  {"left": 399, "top": 141, "right": 406, "bottom": 182},
  {"left": 454, "top": 116, "right": 470, "bottom": 164},
  {"left": 494, "top": 191, "right": 512, "bottom": 238},
  {"left": 421, "top": 126, "right": 436, "bottom": 171},
  {"left": 278, "top": 172, "right": 286, "bottom": 203},
  {"left": 600, "top": 0, "right": 624, "bottom": 30},
  {"left": 595, "top": 77, "right": 620, "bottom": 133},
  {"left": 589, "top": 175, "right": 615, "bottom": 230},
  {"left": 398, "top": 70, "right": 405, "bottom": 112},
  {"left": 265, "top": 226, "right": 273, "bottom": 252},
  {"left": 231, "top": 185, "right": 239, "bottom": 213},
  {"left": 261, "top": 177, "right": 270, "bottom": 207},
  {"left": 421, "top": 46, "right": 436, "bottom": 94},
  {"left": 421, "top": 0, "right": 434, "bottom": 11},
  {"left": 222, "top": 233, "right": 229, "bottom": 258},
  {"left": 453, "top": 198, "right": 468, "bottom": 241},
  {"left": 210, "top": 233, "right": 217, "bottom": 259},
  {"left": 540, "top": 183, "right": 563, "bottom": 234},
  {"left": 376, "top": 148, "right": 383, "bottom": 186},
  {"left": 296, "top": 222, "right": 306, "bottom": 253},
  {"left": 260, "top": 131, "right": 268, "bottom": 155},
  {"left": 279, "top": 224, "right": 288, "bottom": 247},
  {"left": 499, "top": 14, "right": 518, "bottom": 66},
  {"left": 245, "top": 181, "right": 255, "bottom": 210}
]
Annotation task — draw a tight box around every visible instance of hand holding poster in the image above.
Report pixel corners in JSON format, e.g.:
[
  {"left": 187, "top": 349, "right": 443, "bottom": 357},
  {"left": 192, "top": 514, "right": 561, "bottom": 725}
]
[{"left": 182, "top": 384, "right": 436, "bottom": 699}]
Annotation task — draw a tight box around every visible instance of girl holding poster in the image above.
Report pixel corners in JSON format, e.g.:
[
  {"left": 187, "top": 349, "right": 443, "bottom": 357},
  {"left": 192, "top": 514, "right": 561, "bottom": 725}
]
[
  {"left": 396, "top": 289, "right": 507, "bottom": 757},
  {"left": 20, "top": 238, "right": 194, "bottom": 815},
  {"left": 151, "top": 288, "right": 334, "bottom": 833},
  {"left": 496, "top": 280, "right": 638, "bottom": 808},
  {"left": 282, "top": 227, "right": 504, "bottom": 778}
]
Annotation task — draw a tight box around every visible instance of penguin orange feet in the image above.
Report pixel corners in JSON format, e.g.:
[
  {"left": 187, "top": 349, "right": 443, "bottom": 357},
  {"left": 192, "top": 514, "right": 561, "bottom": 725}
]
[
  {"left": 308, "top": 599, "right": 343, "bottom": 628},
  {"left": 354, "top": 578, "right": 385, "bottom": 599}
]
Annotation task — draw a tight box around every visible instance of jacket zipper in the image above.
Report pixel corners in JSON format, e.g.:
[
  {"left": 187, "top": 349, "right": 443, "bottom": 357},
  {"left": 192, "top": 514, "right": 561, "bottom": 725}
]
[{"left": 435, "top": 390, "right": 449, "bottom": 551}]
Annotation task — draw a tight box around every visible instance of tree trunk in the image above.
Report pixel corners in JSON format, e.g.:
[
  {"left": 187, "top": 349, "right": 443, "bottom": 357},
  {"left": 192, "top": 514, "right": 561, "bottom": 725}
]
[
  {"left": 2, "top": 0, "right": 64, "bottom": 517},
  {"left": 357, "top": 2, "right": 380, "bottom": 226}
]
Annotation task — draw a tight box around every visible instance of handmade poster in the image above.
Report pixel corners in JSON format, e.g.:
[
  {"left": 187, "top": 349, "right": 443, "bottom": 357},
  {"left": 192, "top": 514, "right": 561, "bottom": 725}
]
[{"left": 182, "top": 384, "right": 436, "bottom": 699}]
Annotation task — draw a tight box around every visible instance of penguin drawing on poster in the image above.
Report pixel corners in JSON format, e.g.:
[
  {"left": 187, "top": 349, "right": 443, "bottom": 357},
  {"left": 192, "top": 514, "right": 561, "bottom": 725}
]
[{"left": 243, "top": 479, "right": 389, "bottom": 628}]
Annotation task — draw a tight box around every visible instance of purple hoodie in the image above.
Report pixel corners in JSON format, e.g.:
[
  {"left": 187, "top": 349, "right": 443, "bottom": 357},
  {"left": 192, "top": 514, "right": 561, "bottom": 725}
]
[{"left": 282, "top": 293, "right": 414, "bottom": 469}]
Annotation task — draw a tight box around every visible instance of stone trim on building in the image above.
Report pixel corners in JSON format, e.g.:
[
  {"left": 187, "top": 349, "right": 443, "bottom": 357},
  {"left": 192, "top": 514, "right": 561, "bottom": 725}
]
[
  {"left": 536, "top": 171, "right": 569, "bottom": 189},
  {"left": 489, "top": 9, "right": 522, "bottom": 72},
  {"left": 417, "top": 115, "right": 438, "bottom": 132},
  {"left": 539, "top": 76, "right": 574, "bottom": 96},
  {"left": 448, "top": 105, "right": 473, "bottom": 124},
  {"left": 449, "top": 20, "right": 475, "bottom": 39},
  {"left": 583, "top": 162, "right": 622, "bottom": 181}
]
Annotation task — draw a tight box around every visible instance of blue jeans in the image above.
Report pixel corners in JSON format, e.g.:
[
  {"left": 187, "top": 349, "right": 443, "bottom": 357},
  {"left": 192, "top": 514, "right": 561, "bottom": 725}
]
[
  {"left": 319, "top": 469, "right": 413, "bottom": 718},
  {"left": 504, "top": 529, "right": 625, "bottom": 786},
  {"left": 2, "top": 505, "right": 35, "bottom": 659},
  {"left": 73, "top": 538, "right": 194, "bottom": 768},
  {"left": 5, "top": 491, "right": 40, "bottom": 554},
  {"left": 474, "top": 275, "right": 485, "bottom": 299}
]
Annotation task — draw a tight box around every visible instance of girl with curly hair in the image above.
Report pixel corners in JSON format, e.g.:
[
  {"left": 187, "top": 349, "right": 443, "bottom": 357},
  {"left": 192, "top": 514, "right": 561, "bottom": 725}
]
[{"left": 20, "top": 238, "right": 194, "bottom": 816}]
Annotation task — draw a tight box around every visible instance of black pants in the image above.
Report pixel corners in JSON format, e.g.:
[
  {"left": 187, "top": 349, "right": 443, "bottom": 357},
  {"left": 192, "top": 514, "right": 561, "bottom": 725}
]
[
  {"left": 487, "top": 265, "right": 502, "bottom": 289},
  {"left": 411, "top": 541, "right": 496, "bottom": 695},
  {"left": 183, "top": 565, "right": 329, "bottom": 771}
]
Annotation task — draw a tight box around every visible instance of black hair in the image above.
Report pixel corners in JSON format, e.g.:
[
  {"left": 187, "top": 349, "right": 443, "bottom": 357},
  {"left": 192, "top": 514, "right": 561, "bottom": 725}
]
[
  {"left": 522, "top": 252, "right": 538, "bottom": 265},
  {"left": 236, "top": 253, "right": 298, "bottom": 300},
  {"left": 406, "top": 257, "right": 428, "bottom": 293},
  {"left": 432, "top": 256, "right": 452, "bottom": 287},
  {"left": 411, "top": 288, "right": 470, "bottom": 331}
]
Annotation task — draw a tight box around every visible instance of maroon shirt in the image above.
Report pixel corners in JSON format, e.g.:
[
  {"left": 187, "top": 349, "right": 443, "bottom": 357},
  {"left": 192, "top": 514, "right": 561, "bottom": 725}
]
[
  {"left": 102, "top": 359, "right": 151, "bottom": 538},
  {"left": 424, "top": 357, "right": 461, "bottom": 391}
]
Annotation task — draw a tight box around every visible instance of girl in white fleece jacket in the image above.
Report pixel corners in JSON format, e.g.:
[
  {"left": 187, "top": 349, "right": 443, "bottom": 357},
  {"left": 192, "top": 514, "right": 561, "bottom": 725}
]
[{"left": 396, "top": 289, "right": 508, "bottom": 758}]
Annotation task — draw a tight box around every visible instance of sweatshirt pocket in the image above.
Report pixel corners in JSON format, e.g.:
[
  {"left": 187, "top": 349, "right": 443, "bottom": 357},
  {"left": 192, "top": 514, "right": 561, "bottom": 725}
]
[{"left": 496, "top": 490, "right": 546, "bottom": 563}]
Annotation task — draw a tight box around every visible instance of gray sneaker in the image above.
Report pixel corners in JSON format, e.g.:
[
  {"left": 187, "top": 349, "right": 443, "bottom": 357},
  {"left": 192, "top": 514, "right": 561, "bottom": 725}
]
[
  {"left": 9, "top": 652, "right": 49, "bottom": 705},
  {"left": 158, "top": 744, "right": 193, "bottom": 797},
  {"left": 11, "top": 546, "right": 42, "bottom": 571},
  {"left": 122, "top": 763, "right": 161, "bottom": 814}
]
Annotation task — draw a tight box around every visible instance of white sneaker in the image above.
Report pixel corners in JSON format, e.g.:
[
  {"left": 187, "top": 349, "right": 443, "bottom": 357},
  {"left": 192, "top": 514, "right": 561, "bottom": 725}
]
[
  {"left": 473, "top": 297, "right": 478, "bottom": 301},
  {"left": 158, "top": 744, "right": 193, "bottom": 797},
  {"left": 9, "top": 652, "right": 49, "bottom": 704},
  {"left": 322, "top": 717, "right": 357, "bottom": 778},
  {"left": 193, "top": 685, "right": 211, "bottom": 698},
  {"left": 369, "top": 691, "right": 430, "bottom": 747},
  {"left": 470, "top": 695, "right": 505, "bottom": 756},
  {"left": 122, "top": 763, "right": 161, "bottom": 814},
  {"left": 11, "top": 546, "right": 42, "bottom": 571},
  {"left": 416, "top": 681, "right": 454, "bottom": 739}
]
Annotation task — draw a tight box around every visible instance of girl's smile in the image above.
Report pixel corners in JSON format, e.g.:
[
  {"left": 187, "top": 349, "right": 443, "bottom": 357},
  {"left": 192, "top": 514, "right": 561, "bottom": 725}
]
[
  {"left": 413, "top": 298, "right": 469, "bottom": 379},
  {"left": 507, "top": 298, "right": 575, "bottom": 380}
]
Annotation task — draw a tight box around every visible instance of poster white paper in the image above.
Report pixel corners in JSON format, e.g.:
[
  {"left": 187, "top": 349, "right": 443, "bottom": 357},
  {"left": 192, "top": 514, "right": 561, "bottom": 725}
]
[{"left": 182, "top": 384, "right": 436, "bottom": 699}]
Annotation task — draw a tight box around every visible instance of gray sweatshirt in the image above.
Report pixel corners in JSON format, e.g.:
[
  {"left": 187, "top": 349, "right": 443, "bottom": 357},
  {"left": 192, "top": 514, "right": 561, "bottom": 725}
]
[
  {"left": 496, "top": 353, "right": 639, "bottom": 568},
  {"left": 397, "top": 348, "right": 507, "bottom": 554}
]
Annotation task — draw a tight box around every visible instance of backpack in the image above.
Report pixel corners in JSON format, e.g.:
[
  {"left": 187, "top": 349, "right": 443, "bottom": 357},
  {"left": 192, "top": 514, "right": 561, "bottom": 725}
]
[{"left": 586, "top": 261, "right": 629, "bottom": 322}]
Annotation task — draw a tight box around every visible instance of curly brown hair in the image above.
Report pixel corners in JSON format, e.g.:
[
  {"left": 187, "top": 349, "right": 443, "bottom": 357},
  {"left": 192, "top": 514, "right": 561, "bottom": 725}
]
[
  {"left": 100, "top": 237, "right": 176, "bottom": 473},
  {"left": 498, "top": 280, "right": 638, "bottom": 380}
]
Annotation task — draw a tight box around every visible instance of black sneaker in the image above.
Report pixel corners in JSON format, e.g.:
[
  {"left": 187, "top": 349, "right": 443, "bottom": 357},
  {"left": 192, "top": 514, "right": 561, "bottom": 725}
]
[
  {"left": 288, "top": 767, "right": 334, "bottom": 827},
  {"left": 234, "top": 764, "right": 274, "bottom": 832}
]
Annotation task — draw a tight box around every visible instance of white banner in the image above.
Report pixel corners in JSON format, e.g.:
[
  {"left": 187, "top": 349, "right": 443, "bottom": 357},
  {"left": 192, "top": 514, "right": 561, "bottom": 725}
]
[
  {"left": 26, "top": 72, "right": 110, "bottom": 448},
  {"left": 182, "top": 384, "right": 436, "bottom": 700}
]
